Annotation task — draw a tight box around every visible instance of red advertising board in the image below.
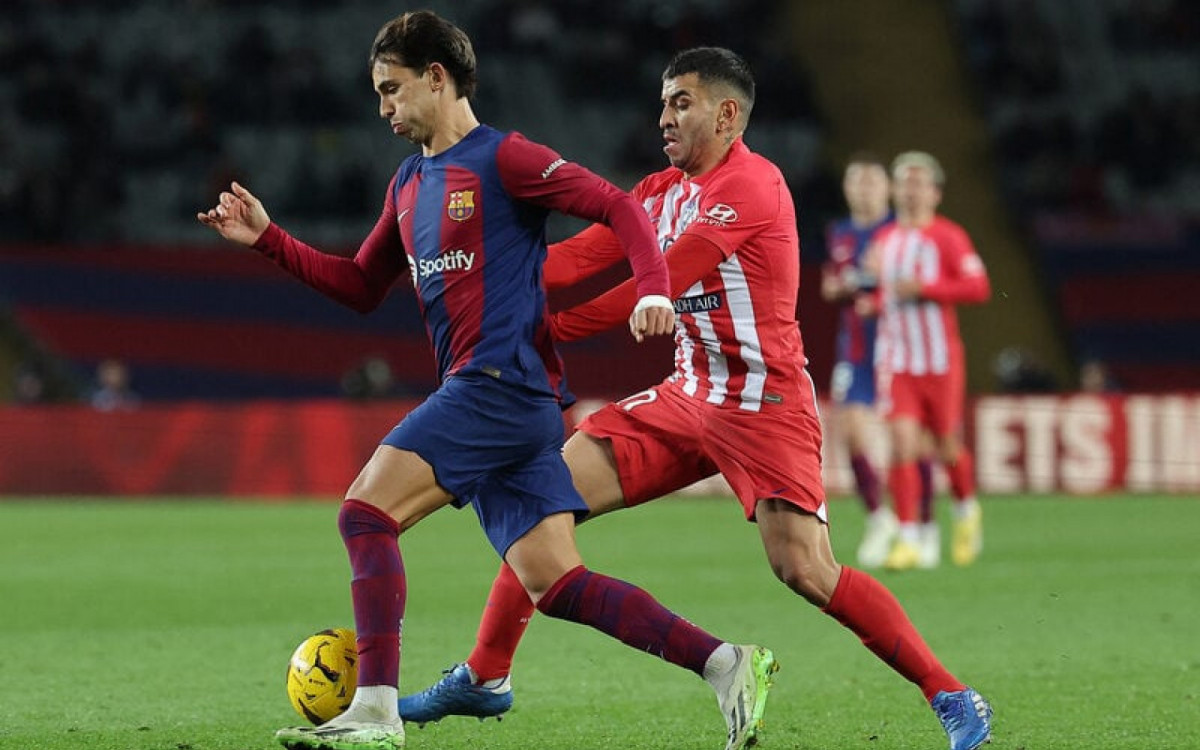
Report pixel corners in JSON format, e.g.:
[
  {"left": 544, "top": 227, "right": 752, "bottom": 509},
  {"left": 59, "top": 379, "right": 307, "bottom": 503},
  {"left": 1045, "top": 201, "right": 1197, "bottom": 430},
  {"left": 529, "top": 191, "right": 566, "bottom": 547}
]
[{"left": 1, "top": 395, "right": 1197, "bottom": 496}]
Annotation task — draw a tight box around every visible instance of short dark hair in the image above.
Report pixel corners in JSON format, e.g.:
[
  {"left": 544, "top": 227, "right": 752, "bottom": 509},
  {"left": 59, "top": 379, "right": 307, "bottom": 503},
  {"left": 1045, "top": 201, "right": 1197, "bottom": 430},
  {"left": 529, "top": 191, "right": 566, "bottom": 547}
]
[
  {"left": 369, "top": 10, "right": 477, "bottom": 100},
  {"left": 663, "top": 47, "right": 755, "bottom": 116}
]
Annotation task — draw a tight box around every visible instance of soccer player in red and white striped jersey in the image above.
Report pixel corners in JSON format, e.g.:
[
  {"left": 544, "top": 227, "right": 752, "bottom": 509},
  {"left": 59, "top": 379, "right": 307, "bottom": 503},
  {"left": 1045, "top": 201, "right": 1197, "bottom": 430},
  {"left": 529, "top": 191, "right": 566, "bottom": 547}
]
[
  {"left": 864, "top": 151, "right": 991, "bottom": 569},
  {"left": 402, "top": 50, "right": 993, "bottom": 750}
]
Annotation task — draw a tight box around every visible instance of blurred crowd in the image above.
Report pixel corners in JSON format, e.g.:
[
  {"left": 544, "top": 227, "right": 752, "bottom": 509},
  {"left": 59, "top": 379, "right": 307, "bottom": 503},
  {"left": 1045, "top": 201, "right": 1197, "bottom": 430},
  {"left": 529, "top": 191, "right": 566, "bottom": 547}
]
[
  {"left": 955, "top": 0, "right": 1200, "bottom": 219},
  {"left": 0, "top": 0, "right": 824, "bottom": 246}
]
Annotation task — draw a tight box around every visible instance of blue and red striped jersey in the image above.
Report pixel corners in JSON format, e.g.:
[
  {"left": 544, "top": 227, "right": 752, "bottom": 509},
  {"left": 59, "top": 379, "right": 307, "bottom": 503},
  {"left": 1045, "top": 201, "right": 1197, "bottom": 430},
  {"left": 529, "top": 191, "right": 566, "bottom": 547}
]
[
  {"left": 824, "top": 214, "right": 891, "bottom": 366},
  {"left": 253, "top": 124, "right": 668, "bottom": 404}
]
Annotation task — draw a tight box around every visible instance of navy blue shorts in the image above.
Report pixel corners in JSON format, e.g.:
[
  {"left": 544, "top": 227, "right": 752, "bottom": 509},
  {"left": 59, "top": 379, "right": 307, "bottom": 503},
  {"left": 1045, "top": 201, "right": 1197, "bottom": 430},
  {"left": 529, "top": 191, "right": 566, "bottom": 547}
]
[
  {"left": 831, "top": 360, "right": 876, "bottom": 406},
  {"left": 381, "top": 374, "right": 587, "bottom": 556}
]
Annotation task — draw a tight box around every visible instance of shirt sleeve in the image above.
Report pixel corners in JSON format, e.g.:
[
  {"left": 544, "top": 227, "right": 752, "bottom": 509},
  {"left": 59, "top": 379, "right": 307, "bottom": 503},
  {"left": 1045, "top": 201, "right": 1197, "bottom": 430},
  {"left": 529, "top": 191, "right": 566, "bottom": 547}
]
[
  {"left": 544, "top": 223, "right": 626, "bottom": 290},
  {"left": 552, "top": 233, "right": 725, "bottom": 342},
  {"left": 920, "top": 222, "right": 991, "bottom": 304},
  {"left": 821, "top": 223, "right": 846, "bottom": 301},
  {"left": 496, "top": 132, "right": 668, "bottom": 299},
  {"left": 675, "top": 160, "right": 787, "bottom": 260},
  {"left": 251, "top": 176, "right": 407, "bottom": 313}
]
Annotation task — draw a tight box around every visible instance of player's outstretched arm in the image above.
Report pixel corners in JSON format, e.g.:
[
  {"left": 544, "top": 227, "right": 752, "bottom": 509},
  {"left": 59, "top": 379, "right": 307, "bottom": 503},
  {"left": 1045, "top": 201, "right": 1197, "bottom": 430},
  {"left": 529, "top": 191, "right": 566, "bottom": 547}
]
[
  {"left": 197, "top": 182, "right": 270, "bottom": 247},
  {"left": 552, "top": 233, "right": 724, "bottom": 343},
  {"left": 199, "top": 180, "right": 406, "bottom": 314},
  {"left": 494, "top": 133, "right": 668, "bottom": 296},
  {"left": 544, "top": 225, "right": 626, "bottom": 289}
]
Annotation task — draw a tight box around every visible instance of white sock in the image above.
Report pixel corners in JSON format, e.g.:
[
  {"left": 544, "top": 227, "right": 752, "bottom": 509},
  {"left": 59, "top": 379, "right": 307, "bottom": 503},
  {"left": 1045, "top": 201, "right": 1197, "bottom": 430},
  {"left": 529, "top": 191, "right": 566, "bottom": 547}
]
[
  {"left": 702, "top": 643, "right": 739, "bottom": 686},
  {"left": 479, "top": 675, "right": 511, "bottom": 692},
  {"left": 463, "top": 663, "right": 510, "bottom": 692},
  {"left": 343, "top": 684, "right": 400, "bottom": 723},
  {"left": 898, "top": 522, "right": 920, "bottom": 545}
]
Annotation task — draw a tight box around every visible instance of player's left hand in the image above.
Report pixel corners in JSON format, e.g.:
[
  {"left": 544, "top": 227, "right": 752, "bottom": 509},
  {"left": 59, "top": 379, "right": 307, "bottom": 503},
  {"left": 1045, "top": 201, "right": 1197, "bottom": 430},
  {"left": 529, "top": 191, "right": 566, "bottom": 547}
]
[
  {"left": 196, "top": 181, "right": 271, "bottom": 247},
  {"left": 894, "top": 278, "right": 923, "bottom": 301},
  {"left": 854, "top": 293, "right": 878, "bottom": 318},
  {"left": 630, "top": 295, "right": 675, "bottom": 342}
]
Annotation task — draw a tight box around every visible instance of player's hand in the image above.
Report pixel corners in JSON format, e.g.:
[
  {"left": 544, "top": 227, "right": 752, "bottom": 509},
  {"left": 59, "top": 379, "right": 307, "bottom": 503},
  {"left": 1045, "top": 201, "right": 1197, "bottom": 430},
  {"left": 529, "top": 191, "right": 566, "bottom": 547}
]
[
  {"left": 196, "top": 181, "right": 271, "bottom": 247},
  {"left": 894, "top": 278, "right": 923, "bottom": 301},
  {"left": 861, "top": 242, "right": 882, "bottom": 277},
  {"left": 854, "top": 293, "right": 878, "bottom": 318},
  {"left": 629, "top": 295, "right": 675, "bottom": 343}
]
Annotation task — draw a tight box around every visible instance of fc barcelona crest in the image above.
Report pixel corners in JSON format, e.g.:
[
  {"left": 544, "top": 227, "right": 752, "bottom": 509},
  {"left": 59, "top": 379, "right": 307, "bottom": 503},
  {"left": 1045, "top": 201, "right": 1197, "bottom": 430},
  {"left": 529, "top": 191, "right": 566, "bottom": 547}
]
[{"left": 447, "top": 190, "right": 475, "bottom": 221}]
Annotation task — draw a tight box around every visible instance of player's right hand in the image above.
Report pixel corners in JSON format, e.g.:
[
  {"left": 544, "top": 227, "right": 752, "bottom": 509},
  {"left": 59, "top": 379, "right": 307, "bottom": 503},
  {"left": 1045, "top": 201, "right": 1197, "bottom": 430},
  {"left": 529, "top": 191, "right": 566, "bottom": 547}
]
[
  {"left": 854, "top": 293, "right": 878, "bottom": 318},
  {"left": 629, "top": 295, "right": 675, "bottom": 342},
  {"left": 196, "top": 181, "right": 271, "bottom": 247}
]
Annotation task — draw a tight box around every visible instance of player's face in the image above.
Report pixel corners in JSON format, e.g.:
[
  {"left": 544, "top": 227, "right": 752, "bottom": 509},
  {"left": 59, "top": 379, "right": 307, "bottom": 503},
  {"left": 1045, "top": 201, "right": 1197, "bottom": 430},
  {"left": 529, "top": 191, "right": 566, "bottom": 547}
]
[
  {"left": 892, "top": 165, "right": 942, "bottom": 216},
  {"left": 843, "top": 163, "right": 890, "bottom": 216},
  {"left": 659, "top": 73, "right": 726, "bottom": 177},
  {"left": 373, "top": 60, "right": 436, "bottom": 147}
]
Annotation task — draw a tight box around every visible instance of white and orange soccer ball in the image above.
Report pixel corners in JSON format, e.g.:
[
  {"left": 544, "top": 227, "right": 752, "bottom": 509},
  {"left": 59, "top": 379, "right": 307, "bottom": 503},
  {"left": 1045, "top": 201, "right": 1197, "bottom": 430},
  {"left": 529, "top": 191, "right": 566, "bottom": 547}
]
[{"left": 285, "top": 628, "right": 358, "bottom": 724}]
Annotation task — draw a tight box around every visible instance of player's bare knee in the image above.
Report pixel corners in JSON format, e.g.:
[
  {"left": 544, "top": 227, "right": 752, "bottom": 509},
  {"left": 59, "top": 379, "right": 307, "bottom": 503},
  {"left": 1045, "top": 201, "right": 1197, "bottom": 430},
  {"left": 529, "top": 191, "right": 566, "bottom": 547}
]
[
  {"left": 770, "top": 557, "right": 834, "bottom": 606},
  {"left": 937, "top": 438, "right": 961, "bottom": 465},
  {"left": 564, "top": 435, "right": 624, "bottom": 511}
]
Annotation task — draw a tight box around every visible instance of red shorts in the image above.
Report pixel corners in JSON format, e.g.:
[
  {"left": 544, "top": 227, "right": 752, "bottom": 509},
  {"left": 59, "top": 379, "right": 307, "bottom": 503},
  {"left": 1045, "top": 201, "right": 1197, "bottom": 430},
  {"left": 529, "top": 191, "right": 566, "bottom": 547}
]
[
  {"left": 878, "top": 369, "right": 964, "bottom": 436},
  {"left": 577, "top": 382, "right": 827, "bottom": 522}
]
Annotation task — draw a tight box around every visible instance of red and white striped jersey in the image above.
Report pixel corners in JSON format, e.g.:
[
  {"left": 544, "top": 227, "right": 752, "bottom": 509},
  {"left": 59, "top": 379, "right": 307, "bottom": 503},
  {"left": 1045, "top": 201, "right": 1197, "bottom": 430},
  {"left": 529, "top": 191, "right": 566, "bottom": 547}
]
[
  {"left": 872, "top": 216, "right": 990, "bottom": 376},
  {"left": 629, "top": 139, "right": 812, "bottom": 412}
]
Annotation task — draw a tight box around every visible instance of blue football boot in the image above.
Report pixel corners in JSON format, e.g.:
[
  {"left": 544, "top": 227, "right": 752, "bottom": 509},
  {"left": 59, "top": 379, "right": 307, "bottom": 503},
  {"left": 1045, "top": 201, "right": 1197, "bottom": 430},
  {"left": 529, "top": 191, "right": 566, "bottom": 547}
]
[
  {"left": 931, "top": 687, "right": 993, "bottom": 750},
  {"left": 398, "top": 664, "right": 512, "bottom": 726}
]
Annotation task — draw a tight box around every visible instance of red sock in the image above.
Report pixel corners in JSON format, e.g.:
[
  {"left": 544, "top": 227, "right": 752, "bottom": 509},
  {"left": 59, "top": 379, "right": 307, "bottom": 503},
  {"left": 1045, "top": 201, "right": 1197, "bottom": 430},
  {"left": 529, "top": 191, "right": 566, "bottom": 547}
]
[
  {"left": 823, "top": 566, "right": 964, "bottom": 701},
  {"left": 945, "top": 449, "right": 976, "bottom": 502},
  {"left": 888, "top": 462, "right": 920, "bottom": 523},
  {"left": 466, "top": 563, "right": 534, "bottom": 680},
  {"left": 338, "top": 499, "right": 405, "bottom": 687},
  {"left": 537, "top": 566, "right": 720, "bottom": 676}
]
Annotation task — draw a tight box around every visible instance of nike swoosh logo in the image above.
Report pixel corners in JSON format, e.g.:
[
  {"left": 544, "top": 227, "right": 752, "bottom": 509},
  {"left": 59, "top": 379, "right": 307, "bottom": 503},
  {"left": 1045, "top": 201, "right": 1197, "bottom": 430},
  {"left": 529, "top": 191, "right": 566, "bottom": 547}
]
[{"left": 398, "top": 208, "right": 411, "bottom": 224}]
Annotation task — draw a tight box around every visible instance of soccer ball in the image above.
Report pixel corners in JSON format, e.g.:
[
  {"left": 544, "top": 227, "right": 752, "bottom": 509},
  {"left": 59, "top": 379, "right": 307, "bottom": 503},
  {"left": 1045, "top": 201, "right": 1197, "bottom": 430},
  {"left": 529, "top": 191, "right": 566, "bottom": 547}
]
[{"left": 285, "top": 628, "right": 358, "bottom": 724}]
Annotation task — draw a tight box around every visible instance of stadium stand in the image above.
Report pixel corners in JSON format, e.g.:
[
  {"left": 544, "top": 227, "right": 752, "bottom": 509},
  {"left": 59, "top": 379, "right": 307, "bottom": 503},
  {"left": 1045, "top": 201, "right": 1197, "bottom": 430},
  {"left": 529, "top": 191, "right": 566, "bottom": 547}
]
[
  {"left": 951, "top": 0, "right": 1200, "bottom": 391},
  {"left": 0, "top": 0, "right": 829, "bottom": 401},
  {"left": 7, "top": 0, "right": 1194, "bottom": 401}
]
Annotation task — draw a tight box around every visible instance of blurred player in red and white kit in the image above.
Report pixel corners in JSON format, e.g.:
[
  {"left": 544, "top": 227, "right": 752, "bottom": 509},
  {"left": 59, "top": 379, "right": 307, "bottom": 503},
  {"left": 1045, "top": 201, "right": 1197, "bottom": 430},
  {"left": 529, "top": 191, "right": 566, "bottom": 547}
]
[
  {"left": 400, "top": 48, "right": 993, "bottom": 750},
  {"left": 862, "top": 152, "right": 991, "bottom": 570},
  {"left": 821, "top": 153, "right": 936, "bottom": 568}
]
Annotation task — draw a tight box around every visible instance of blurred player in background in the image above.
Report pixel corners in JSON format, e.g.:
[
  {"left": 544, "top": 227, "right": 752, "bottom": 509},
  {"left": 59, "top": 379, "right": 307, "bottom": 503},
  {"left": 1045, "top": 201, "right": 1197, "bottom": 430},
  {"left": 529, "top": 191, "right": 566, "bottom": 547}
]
[
  {"left": 400, "top": 48, "right": 993, "bottom": 750},
  {"left": 199, "top": 12, "right": 775, "bottom": 750},
  {"left": 821, "top": 153, "right": 935, "bottom": 567},
  {"left": 861, "top": 152, "right": 991, "bottom": 571}
]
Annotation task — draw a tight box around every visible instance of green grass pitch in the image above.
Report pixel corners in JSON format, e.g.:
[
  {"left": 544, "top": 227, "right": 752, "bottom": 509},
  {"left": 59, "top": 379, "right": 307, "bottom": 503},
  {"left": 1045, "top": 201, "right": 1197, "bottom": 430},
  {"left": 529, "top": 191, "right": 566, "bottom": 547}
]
[{"left": 3, "top": 494, "right": 1196, "bottom": 749}]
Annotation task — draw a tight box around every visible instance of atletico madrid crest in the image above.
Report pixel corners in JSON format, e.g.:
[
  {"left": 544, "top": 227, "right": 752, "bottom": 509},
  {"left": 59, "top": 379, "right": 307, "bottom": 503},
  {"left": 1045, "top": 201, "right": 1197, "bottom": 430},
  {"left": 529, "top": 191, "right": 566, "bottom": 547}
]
[{"left": 447, "top": 190, "right": 475, "bottom": 221}]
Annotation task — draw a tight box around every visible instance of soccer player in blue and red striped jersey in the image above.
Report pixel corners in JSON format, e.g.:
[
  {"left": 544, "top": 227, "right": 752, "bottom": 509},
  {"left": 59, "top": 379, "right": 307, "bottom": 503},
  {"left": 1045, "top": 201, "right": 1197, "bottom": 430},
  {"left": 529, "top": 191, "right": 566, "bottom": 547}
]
[
  {"left": 821, "top": 154, "right": 899, "bottom": 566},
  {"left": 199, "top": 11, "right": 776, "bottom": 750}
]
